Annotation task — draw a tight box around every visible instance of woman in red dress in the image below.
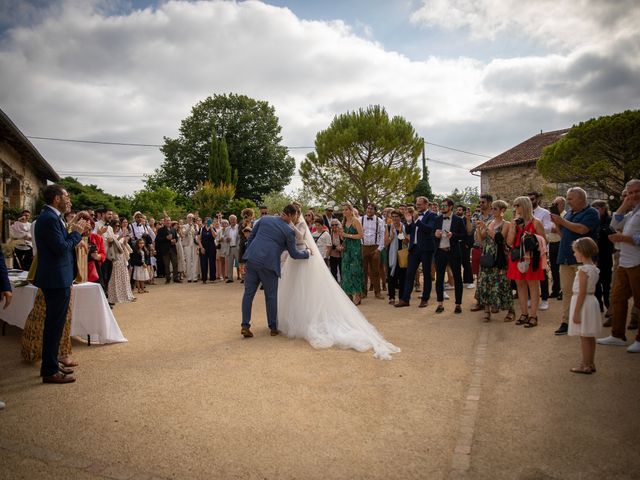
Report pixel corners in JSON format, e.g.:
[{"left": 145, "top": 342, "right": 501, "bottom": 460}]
[{"left": 507, "top": 196, "right": 546, "bottom": 328}]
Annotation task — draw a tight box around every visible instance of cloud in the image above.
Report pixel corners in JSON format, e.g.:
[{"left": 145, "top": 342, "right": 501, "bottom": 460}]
[
  {"left": 0, "top": 0, "right": 638, "bottom": 199},
  {"left": 410, "top": 0, "right": 640, "bottom": 49}
]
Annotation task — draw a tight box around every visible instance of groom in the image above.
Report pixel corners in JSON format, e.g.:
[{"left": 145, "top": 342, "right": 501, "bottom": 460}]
[{"left": 241, "top": 204, "right": 310, "bottom": 337}]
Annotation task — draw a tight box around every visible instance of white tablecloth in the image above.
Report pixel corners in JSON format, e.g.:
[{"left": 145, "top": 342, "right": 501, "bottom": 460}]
[{"left": 0, "top": 283, "right": 127, "bottom": 344}]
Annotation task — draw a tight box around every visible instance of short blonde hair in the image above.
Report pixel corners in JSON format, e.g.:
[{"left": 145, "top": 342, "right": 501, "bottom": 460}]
[{"left": 492, "top": 200, "right": 508, "bottom": 211}]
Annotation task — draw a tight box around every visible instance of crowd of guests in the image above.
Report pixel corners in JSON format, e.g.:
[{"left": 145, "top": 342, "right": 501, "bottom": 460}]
[
  {"left": 309, "top": 180, "right": 640, "bottom": 374},
  {"left": 3, "top": 179, "right": 639, "bottom": 386}
]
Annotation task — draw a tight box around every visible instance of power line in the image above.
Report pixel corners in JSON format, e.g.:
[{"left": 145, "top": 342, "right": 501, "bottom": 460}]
[
  {"left": 425, "top": 141, "right": 492, "bottom": 158},
  {"left": 27, "top": 136, "right": 162, "bottom": 147},
  {"left": 27, "top": 135, "right": 492, "bottom": 158},
  {"left": 427, "top": 157, "right": 475, "bottom": 172}
]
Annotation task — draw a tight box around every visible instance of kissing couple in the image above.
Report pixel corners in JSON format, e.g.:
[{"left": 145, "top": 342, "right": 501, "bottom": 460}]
[{"left": 241, "top": 204, "right": 399, "bottom": 359}]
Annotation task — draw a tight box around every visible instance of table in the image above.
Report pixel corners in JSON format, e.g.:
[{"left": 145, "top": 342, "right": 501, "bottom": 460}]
[{"left": 0, "top": 282, "right": 128, "bottom": 344}]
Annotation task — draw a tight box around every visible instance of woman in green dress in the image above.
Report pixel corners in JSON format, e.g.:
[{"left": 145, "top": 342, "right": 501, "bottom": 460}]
[
  {"left": 475, "top": 200, "right": 515, "bottom": 322},
  {"left": 339, "top": 203, "right": 365, "bottom": 305}
]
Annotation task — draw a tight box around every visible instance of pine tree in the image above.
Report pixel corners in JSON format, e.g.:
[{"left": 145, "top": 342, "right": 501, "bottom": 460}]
[{"left": 208, "top": 130, "right": 219, "bottom": 183}]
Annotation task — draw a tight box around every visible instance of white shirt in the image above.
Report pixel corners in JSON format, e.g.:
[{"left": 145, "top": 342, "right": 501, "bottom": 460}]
[
  {"left": 440, "top": 215, "right": 452, "bottom": 249},
  {"left": 533, "top": 205, "right": 552, "bottom": 237},
  {"left": 313, "top": 230, "right": 332, "bottom": 258},
  {"left": 361, "top": 216, "right": 384, "bottom": 250},
  {"left": 10, "top": 220, "right": 32, "bottom": 248},
  {"left": 226, "top": 224, "right": 239, "bottom": 247},
  {"left": 611, "top": 204, "right": 640, "bottom": 268}
]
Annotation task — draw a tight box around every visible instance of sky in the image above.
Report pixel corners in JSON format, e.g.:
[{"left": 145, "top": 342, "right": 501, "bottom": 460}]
[{"left": 0, "top": 0, "right": 639, "bottom": 199}]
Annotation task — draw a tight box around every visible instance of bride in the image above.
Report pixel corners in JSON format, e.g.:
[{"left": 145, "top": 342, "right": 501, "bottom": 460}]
[{"left": 277, "top": 205, "right": 400, "bottom": 360}]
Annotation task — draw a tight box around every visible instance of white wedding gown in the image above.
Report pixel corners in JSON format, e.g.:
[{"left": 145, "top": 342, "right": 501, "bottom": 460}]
[{"left": 277, "top": 221, "right": 400, "bottom": 360}]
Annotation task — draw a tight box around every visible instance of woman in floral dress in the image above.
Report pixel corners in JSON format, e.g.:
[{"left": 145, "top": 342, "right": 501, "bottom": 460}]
[
  {"left": 339, "top": 203, "right": 365, "bottom": 305},
  {"left": 475, "top": 200, "right": 514, "bottom": 322}
]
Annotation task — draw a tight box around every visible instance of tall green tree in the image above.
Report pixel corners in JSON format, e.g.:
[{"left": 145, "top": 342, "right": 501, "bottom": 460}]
[
  {"left": 538, "top": 110, "right": 640, "bottom": 200},
  {"left": 300, "top": 105, "right": 422, "bottom": 209},
  {"left": 58, "top": 177, "right": 132, "bottom": 217},
  {"left": 208, "top": 132, "right": 233, "bottom": 185},
  {"left": 147, "top": 93, "right": 295, "bottom": 202}
]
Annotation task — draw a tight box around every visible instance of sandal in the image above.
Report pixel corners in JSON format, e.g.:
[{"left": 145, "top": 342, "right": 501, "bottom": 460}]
[
  {"left": 524, "top": 316, "right": 538, "bottom": 328},
  {"left": 483, "top": 307, "right": 491, "bottom": 323},
  {"left": 353, "top": 294, "right": 362, "bottom": 306},
  {"left": 515, "top": 314, "right": 529, "bottom": 325},
  {"left": 504, "top": 311, "right": 515, "bottom": 322},
  {"left": 570, "top": 365, "right": 593, "bottom": 374}
]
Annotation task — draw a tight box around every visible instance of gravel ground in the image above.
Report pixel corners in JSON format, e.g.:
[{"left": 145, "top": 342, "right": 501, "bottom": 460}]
[{"left": 0, "top": 281, "right": 638, "bottom": 480}]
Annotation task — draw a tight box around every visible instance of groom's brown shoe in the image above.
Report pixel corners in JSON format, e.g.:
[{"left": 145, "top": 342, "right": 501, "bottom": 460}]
[
  {"left": 42, "top": 372, "right": 76, "bottom": 384},
  {"left": 394, "top": 300, "right": 410, "bottom": 308},
  {"left": 270, "top": 329, "right": 279, "bottom": 336},
  {"left": 241, "top": 327, "right": 253, "bottom": 338}
]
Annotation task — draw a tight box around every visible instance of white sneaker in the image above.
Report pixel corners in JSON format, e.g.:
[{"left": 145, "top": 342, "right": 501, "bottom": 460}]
[
  {"left": 596, "top": 335, "right": 627, "bottom": 346},
  {"left": 444, "top": 284, "right": 454, "bottom": 290},
  {"left": 627, "top": 341, "right": 640, "bottom": 353},
  {"left": 539, "top": 301, "right": 549, "bottom": 311},
  {"left": 465, "top": 283, "right": 475, "bottom": 289},
  {"left": 444, "top": 292, "right": 450, "bottom": 300},
  {"left": 0, "top": 400, "right": 5, "bottom": 410}
]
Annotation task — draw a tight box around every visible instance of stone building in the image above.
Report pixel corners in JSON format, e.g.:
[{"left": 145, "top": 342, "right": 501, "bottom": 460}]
[
  {"left": 0, "top": 108, "right": 59, "bottom": 241},
  {"left": 470, "top": 129, "right": 569, "bottom": 204}
]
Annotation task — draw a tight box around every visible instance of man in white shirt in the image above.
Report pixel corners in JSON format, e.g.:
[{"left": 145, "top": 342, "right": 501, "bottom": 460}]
[
  {"left": 547, "top": 197, "right": 566, "bottom": 299},
  {"left": 10, "top": 209, "right": 33, "bottom": 271},
  {"left": 529, "top": 192, "right": 552, "bottom": 310},
  {"left": 597, "top": 179, "right": 640, "bottom": 353},
  {"left": 361, "top": 203, "right": 385, "bottom": 299},
  {"left": 225, "top": 214, "right": 240, "bottom": 282}
]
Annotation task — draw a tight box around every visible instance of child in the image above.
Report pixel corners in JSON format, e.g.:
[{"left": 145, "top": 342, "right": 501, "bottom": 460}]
[
  {"left": 568, "top": 237, "right": 601, "bottom": 374},
  {"left": 131, "top": 239, "right": 151, "bottom": 294}
]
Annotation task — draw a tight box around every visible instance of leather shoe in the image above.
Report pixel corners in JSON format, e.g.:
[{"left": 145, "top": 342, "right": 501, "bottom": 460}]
[
  {"left": 470, "top": 304, "right": 484, "bottom": 312},
  {"left": 241, "top": 327, "right": 253, "bottom": 338},
  {"left": 394, "top": 300, "right": 410, "bottom": 308},
  {"left": 419, "top": 300, "right": 429, "bottom": 308},
  {"left": 42, "top": 372, "right": 76, "bottom": 384},
  {"left": 270, "top": 329, "right": 279, "bottom": 336},
  {"left": 454, "top": 305, "right": 462, "bottom": 314},
  {"left": 436, "top": 305, "right": 445, "bottom": 313}
]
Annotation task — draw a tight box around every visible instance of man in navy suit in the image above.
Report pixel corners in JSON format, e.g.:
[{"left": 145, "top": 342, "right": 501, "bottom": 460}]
[
  {"left": 434, "top": 198, "right": 466, "bottom": 314},
  {"left": 241, "top": 204, "right": 310, "bottom": 337},
  {"left": 34, "top": 185, "right": 86, "bottom": 384},
  {"left": 396, "top": 196, "right": 438, "bottom": 308}
]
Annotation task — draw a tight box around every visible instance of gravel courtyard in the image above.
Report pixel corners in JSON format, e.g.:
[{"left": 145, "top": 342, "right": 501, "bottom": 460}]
[{"left": 1, "top": 281, "right": 638, "bottom": 479}]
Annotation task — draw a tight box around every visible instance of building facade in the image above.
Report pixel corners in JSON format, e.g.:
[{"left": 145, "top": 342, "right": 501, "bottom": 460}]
[{"left": 0, "top": 108, "right": 59, "bottom": 241}]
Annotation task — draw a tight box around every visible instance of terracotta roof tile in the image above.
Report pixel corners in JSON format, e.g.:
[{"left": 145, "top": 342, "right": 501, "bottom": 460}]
[{"left": 471, "top": 128, "right": 570, "bottom": 172}]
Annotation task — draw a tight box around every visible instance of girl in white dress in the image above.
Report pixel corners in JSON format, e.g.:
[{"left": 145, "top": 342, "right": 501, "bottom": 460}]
[
  {"left": 277, "top": 207, "right": 400, "bottom": 360},
  {"left": 568, "top": 237, "right": 601, "bottom": 374}
]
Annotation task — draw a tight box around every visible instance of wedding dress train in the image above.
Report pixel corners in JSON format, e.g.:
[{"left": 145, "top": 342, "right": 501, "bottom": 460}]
[{"left": 277, "top": 221, "right": 400, "bottom": 360}]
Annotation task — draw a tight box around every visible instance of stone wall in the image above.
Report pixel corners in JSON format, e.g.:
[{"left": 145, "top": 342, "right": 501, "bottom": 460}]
[{"left": 480, "top": 164, "right": 557, "bottom": 206}]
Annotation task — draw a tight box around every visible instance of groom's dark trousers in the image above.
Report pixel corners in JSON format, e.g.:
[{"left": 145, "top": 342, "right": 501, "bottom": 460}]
[{"left": 241, "top": 261, "right": 278, "bottom": 330}]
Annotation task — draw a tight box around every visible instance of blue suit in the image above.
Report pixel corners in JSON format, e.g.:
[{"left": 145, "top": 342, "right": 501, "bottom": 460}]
[
  {"left": 400, "top": 210, "right": 437, "bottom": 303},
  {"left": 34, "top": 205, "right": 82, "bottom": 377},
  {"left": 241, "top": 216, "right": 309, "bottom": 330}
]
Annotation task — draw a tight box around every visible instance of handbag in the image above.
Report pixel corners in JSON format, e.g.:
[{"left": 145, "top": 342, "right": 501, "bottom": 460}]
[
  {"left": 479, "top": 252, "right": 495, "bottom": 268},
  {"left": 397, "top": 248, "right": 408, "bottom": 268}
]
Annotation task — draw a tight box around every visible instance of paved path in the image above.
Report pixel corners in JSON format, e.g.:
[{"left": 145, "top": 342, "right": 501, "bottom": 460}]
[{"left": 0, "top": 281, "right": 638, "bottom": 479}]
